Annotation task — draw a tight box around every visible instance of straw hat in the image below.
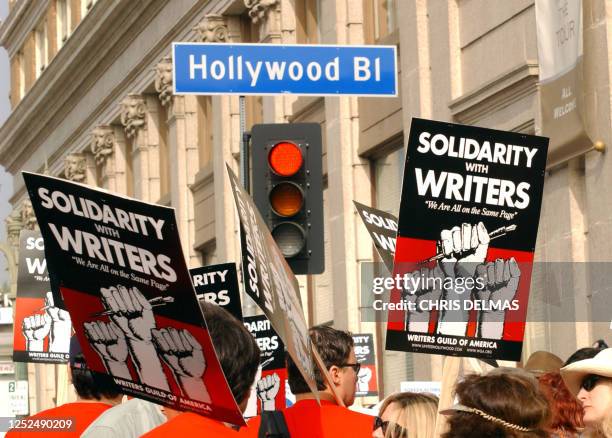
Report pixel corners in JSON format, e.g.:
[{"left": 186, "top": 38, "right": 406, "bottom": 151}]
[
  {"left": 523, "top": 351, "right": 563, "bottom": 375},
  {"left": 560, "top": 348, "right": 612, "bottom": 396}
]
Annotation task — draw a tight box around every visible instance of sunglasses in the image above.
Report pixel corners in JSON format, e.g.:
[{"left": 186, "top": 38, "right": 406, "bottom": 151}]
[
  {"left": 339, "top": 362, "right": 361, "bottom": 373},
  {"left": 581, "top": 374, "right": 611, "bottom": 392},
  {"left": 373, "top": 416, "right": 408, "bottom": 438}
]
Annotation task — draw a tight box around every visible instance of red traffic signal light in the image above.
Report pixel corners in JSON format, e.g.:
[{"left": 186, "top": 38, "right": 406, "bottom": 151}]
[
  {"left": 252, "top": 123, "right": 324, "bottom": 275},
  {"left": 268, "top": 142, "right": 303, "bottom": 176}
]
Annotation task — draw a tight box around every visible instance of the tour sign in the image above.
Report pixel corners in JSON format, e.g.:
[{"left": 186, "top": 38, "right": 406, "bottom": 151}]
[{"left": 173, "top": 43, "right": 397, "bottom": 96}]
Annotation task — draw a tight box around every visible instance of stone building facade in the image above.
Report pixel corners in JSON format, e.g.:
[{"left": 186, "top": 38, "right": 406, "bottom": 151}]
[{"left": 0, "top": 0, "right": 611, "bottom": 413}]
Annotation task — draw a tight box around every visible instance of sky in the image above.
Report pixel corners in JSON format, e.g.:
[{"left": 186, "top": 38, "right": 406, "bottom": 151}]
[{"left": 0, "top": 0, "right": 15, "bottom": 290}]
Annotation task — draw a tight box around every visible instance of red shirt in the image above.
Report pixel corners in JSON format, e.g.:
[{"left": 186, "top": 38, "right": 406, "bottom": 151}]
[
  {"left": 143, "top": 412, "right": 239, "bottom": 437},
  {"left": 239, "top": 399, "right": 374, "bottom": 438},
  {"left": 5, "top": 402, "right": 113, "bottom": 438}
]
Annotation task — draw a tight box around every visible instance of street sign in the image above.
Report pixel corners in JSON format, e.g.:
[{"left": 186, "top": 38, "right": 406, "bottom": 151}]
[{"left": 173, "top": 43, "right": 397, "bottom": 96}]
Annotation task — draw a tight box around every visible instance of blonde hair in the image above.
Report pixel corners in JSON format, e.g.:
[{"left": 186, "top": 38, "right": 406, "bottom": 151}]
[{"left": 378, "top": 392, "right": 438, "bottom": 438}]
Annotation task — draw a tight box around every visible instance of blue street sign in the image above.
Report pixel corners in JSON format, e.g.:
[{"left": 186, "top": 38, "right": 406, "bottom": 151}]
[{"left": 172, "top": 43, "right": 397, "bottom": 97}]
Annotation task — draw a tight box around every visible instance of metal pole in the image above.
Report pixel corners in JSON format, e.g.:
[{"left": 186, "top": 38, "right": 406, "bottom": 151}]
[{"left": 239, "top": 96, "right": 249, "bottom": 192}]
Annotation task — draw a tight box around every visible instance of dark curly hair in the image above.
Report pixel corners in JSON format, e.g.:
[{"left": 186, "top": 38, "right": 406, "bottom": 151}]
[{"left": 442, "top": 371, "right": 551, "bottom": 438}]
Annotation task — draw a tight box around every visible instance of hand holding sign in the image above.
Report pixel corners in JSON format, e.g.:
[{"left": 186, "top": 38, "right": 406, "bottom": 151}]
[
  {"left": 152, "top": 328, "right": 210, "bottom": 403},
  {"left": 256, "top": 373, "right": 280, "bottom": 411},
  {"left": 45, "top": 292, "right": 71, "bottom": 353},
  {"left": 475, "top": 258, "right": 521, "bottom": 339},
  {"left": 22, "top": 314, "right": 51, "bottom": 352}
]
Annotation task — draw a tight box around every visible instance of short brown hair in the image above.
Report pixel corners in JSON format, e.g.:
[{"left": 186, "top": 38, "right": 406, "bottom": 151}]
[
  {"left": 442, "top": 372, "right": 551, "bottom": 438},
  {"left": 287, "top": 325, "right": 353, "bottom": 394}
]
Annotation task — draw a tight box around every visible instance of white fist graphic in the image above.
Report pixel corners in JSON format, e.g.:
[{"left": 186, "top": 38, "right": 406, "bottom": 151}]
[{"left": 257, "top": 373, "right": 280, "bottom": 412}]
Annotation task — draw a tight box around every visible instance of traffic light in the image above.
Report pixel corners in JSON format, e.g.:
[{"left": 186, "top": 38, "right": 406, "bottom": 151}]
[{"left": 251, "top": 123, "right": 324, "bottom": 275}]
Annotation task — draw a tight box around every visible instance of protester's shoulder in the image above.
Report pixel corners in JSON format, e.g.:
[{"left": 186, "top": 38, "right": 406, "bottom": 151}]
[
  {"left": 144, "top": 412, "right": 239, "bottom": 436},
  {"left": 323, "top": 405, "right": 374, "bottom": 428},
  {"left": 237, "top": 415, "right": 261, "bottom": 437}
]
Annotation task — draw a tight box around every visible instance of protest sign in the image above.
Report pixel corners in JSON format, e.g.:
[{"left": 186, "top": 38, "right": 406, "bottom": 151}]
[
  {"left": 352, "top": 333, "right": 378, "bottom": 397},
  {"left": 243, "top": 315, "right": 286, "bottom": 415},
  {"left": 190, "top": 263, "right": 242, "bottom": 320},
  {"left": 13, "top": 230, "right": 71, "bottom": 363},
  {"left": 354, "top": 202, "right": 397, "bottom": 274},
  {"left": 22, "top": 172, "right": 244, "bottom": 425},
  {"left": 227, "top": 165, "right": 318, "bottom": 397},
  {"left": 385, "top": 118, "right": 548, "bottom": 361}
]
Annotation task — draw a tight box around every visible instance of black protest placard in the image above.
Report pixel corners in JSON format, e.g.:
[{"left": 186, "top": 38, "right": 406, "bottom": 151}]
[
  {"left": 354, "top": 201, "right": 398, "bottom": 274},
  {"left": 386, "top": 118, "right": 548, "bottom": 361},
  {"left": 226, "top": 165, "right": 318, "bottom": 397},
  {"left": 244, "top": 315, "right": 286, "bottom": 413},
  {"left": 190, "top": 263, "right": 242, "bottom": 321},
  {"left": 13, "top": 230, "right": 71, "bottom": 363},
  {"left": 352, "top": 333, "right": 378, "bottom": 397},
  {"left": 22, "top": 172, "right": 244, "bottom": 426}
]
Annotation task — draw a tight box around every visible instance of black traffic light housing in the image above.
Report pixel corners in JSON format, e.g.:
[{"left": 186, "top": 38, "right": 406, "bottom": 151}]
[{"left": 251, "top": 123, "right": 324, "bottom": 275}]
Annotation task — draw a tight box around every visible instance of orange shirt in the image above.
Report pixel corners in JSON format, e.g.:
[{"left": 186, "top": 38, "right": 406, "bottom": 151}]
[
  {"left": 5, "top": 402, "right": 113, "bottom": 438},
  {"left": 143, "top": 412, "right": 239, "bottom": 437},
  {"left": 239, "top": 399, "right": 374, "bottom": 438}
]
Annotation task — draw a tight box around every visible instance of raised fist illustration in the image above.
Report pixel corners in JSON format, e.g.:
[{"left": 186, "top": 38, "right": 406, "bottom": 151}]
[
  {"left": 44, "top": 292, "right": 72, "bottom": 353},
  {"left": 85, "top": 320, "right": 129, "bottom": 363},
  {"left": 474, "top": 257, "right": 521, "bottom": 339},
  {"left": 403, "top": 266, "right": 444, "bottom": 333},
  {"left": 85, "top": 320, "right": 131, "bottom": 379},
  {"left": 438, "top": 222, "right": 489, "bottom": 279},
  {"left": 100, "top": 285, "right": 155, "bottom": 342},
  {"left": 23, "top": 313, "right": 51, "bottom": 351},
  {"left": 436, "top": 222, "right": 490, "bottom": 337},
  {"left": 356, "top": 367, "right": 372, "bottom": 392},
  {"left": 152, "top": 327, "right": 209, "bottom": 402},
  {"left": 257, "top": 373, "right": 280, "bottom": 411}
]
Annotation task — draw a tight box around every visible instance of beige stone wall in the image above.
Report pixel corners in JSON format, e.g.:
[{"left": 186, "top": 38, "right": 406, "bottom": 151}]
[{"left": 1, "top": 0, "right": 611, "bottom": 411}]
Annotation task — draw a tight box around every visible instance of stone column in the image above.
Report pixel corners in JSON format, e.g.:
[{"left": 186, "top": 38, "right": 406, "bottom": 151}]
[
  {"left": 156, "top": 55, "right": 198, "bottom": 265},
  {"left": 120, "top": 94, "right": 150, "bottom": 201}
]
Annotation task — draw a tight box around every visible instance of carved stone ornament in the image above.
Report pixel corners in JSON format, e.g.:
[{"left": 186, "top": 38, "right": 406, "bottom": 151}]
[
  {"left": 6, "top": 209, "right": 23, "bottom": 248},
  {"left": 155, "top": 56, "right": 173, "bottom": 107},
  {"left": 244, "top": 0, "right": 278, "bottom": 23},
  {"left": 20, "top": 200, "right": 38, "bottom": 230},
  {"left": 120, "top": 95, "right": 146, "bottom": 139},
  {"left": 194, "top": 14, "right": 229, "bottom": 42},
  {"left": 90, "top": 125, "right": 114, "bottom": 166},
  {"left": 64, "top": 153, "right": 86, "bottom": 182}
]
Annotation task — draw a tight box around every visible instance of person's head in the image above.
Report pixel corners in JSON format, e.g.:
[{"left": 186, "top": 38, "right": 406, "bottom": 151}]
[
  {"left": 537, "top": 372, "right": 583, "bottom": 435},
  {"left": 441, "top": 370, "right": 550, "bottom": 438},
  {"left": 199, "top": 302, "right": 260, "bottom": 413},
  {"left": 564, "top": 347, "right": 601, "bottom": 366},
  {"left": 69, "top": 336, "right": 122, "bottom": 403},
  {"left": 560, "top": 348, "right": 612, "bottom": 436},
  {"left": 286, "top": 324, "right": 358, "bottom": 406},
  {"left": 373, "top": 392, "right": 438, "bottom": 438}
]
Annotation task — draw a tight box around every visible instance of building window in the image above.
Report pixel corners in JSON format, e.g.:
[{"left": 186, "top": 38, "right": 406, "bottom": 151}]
[
  {"left": 373, "top": 143, "right": 413, "bottom": 388},
  {"left": 35, "top": 20, "right": 48, "bottom": 77},
  {"left": 296, "top": 0, "right": 320, "bottom": 44},
  {"left": 57, "top": 0, "right": 71, "bottom": 47},
  {"left": 363, "top": 0, "right": 398, "bottom": 43}
]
